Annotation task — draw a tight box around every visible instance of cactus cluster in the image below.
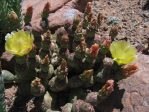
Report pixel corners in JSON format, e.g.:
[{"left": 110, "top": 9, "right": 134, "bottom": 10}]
[{"left": 1, "top": 1, "right": 138, "bottom": 112}]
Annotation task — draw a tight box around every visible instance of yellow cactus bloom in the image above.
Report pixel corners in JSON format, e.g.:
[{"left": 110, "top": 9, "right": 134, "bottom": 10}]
[
  {"left": 5, "top": 30, "right": 34, "bottom": 56},
  {"left": 110, "top": 41, "right": 137, "bottom": 65}
]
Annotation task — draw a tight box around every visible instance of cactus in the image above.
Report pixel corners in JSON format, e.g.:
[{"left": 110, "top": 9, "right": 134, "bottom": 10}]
[
  {"left": 0, "top": 60, "right": 6, "bottom": 112},
  {"left": 85, "top": 80, "right": 114, "bottom": 108},
  {"left": 61, "top": 103, "right": 72, "bottom": 112},
  {"left": 42, "top": 91, "right": 53, "bottom": 111},
  {"left": 85, "top": 92, "right": 98, "bottom": 107},
  {"left": 31, "top": 77, "right": 45, "bottom": 96},
  {"left": 2, "top": 0, "right": 138, "bottom": 111},
  {"left": 72, "top": 99, "right": 95, "bottom": 112}
]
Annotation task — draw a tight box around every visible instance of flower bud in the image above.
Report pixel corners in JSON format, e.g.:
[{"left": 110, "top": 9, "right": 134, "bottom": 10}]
[
  {"left": 121, "top": 64, "right": 138, "bottom": 77},
  {"left": 102, "top": 38, "right": 111, "bottom": 48},
  {"left": 98, "top": 79, "right": 114, "bottom": 99},
  {"left": 109, "top": 25, "right": 120, "bottom": 40},
  {"left": 31, "top": 77, "right": 45, "bottom": 96},
  {"left": 85, "top": 2, "right": 92, "bottom": 14},
  {"left": 43, "top": 2, "right": 50, "bottom": 13},
  {"left": 8, "top": 11, "right": 18, "bottom": 22},
  {"left": 26, "top": 6, "right": 33, "bottom": 16},
  {"left": 80, "top": 69, "right": 94, "bottom": 81},
  {"left": 90, "top": 43, "right": 99, "bottom": 57}
]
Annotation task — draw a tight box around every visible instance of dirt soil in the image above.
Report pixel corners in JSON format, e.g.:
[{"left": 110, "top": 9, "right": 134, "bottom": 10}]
[
  {"left": 5, "top": 0, "right": 149, "bottom": 112},
  {"left": 92, "top": 0, "right": 149, "bottom": 52}
]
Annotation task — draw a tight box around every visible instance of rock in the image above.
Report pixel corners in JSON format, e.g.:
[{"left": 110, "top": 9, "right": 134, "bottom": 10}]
[
  {"left": 21, "top": 0, "right": 86, "bottom": 32},
  {"left": 96, "top": 53, "right": 149, "bottom": 112},
  {"left": 117, "top": 53, "right": 149, "bottom": 112}
]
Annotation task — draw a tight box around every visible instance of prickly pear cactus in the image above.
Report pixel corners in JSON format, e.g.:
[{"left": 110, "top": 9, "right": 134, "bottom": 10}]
[{"left": 3, "top": 0, "right": 138, "bottom": 111}]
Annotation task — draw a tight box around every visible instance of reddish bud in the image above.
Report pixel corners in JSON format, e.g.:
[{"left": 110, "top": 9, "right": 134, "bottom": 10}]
[
  {"left": 61, "top": 35, "right": 69, "bottom": 44},
  {"left": 90, "top": 43, "right": 99, "bottom": 57},
  {"left": 102, "top": 38, "right": 111, "bottom": 48},
  {"left": 26, "top": 6, "right": 33, "bottom": 16},
  {"left": 43, "top": 2, "right": 50, "bottom": 13},
  {"left": 102, "top": 79, "right": 114, "bottom": 95},
  {"left": 122, "top": 64, "right": 138, "bottom": 77},
  {"left": 42, "top": 55, "right": 49, "bottom": 64},
  {"left": 86, "top": 2, "right": 92, "bottom": 13}
]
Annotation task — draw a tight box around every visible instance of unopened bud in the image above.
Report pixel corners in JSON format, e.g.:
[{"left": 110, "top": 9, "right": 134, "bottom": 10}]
[
  {"left": 43, "top": 2, "right": 50, "bottom": 13},
  {"left": 60, "top": 58, "right": 67, "bottom": 70},
  {"left": 42, "top": 30, "right": 51, "bottom": 42},
  {"left": 109, "top": 25, "right": 120, "bottom": 40},
  {"left": 8, "top": 11, "right": 18, "bottom": 22},
  {"left": 86, "top": 2, "right": 92, "bottom": 14},
  {"left": 41, "top": 55, "right": 49, "bottom": 64},
  {"left": 61, "top": 34, "right": 69, "bottom": 45},
  {"left": 90, "top": 43, "right": 99, "bottom": 57},
  {"left": 102, "top": 38, "right": 111, "bottom": 48},
  {"left": 82, "top": 69, "right": 93, "bottom": 79},
  {"left": 26, "top": 6, "right": 33, "bottom": 16},
  {"left": 97, "top": 13, "right": 105, "bottom": 26},
  {"left": 121, "top": 64, "right": 138, "bottom": 77},
  {"left": 31, "top": 77, "right": 45, "bottom": 96},
  {"left": 100, "top": 79, "right": 114, "bottom": 95}
]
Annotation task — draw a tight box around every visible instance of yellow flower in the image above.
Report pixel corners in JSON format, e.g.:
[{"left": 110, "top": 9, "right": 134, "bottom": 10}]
[
  {"left": 5, "top": 30, "right": 34, "bottom": 56},
  {"left": 110, "top": 41, "right": 137, "bottom": 65}
]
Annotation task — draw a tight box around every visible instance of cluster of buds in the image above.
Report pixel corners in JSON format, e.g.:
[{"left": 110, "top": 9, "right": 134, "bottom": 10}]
[
  {"left": 39, "top": 30, "right": 51, "bottom": 59},
  {"left": 48, "top": 58, "right": 68, "bottom": 92},
  {"left": 40, "top": 55, "right": 50, "bottom": 72},
  {"left": 41, "top": 30, "right": 51, "bottom": 51},
  {"left": 74, "top": 38, "right": 87, "bottom": 60},
  {"left": 31, "top": 77, "right": 45, "bottom": 96},
  {"left": 55, "top": 58, "right": 68, "bottom": 80},
  {"left": 98, "top": 80, "right": 114, "bottom": 103}
]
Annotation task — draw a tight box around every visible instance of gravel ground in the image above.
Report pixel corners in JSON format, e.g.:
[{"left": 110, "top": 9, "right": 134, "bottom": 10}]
[{"left": 92, "top": 0, "right": 149, "bottom": 52}]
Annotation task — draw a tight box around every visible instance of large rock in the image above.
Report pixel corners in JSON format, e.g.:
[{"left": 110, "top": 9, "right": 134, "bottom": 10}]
[
  {"left": 97, "top": 53, "right": 149, "bottom": 112},
  {"left": 21, "top": 0, "right": 88, "bottom": 32},
  {"left": 118, "top": 53, "right": 149, "bottom": 112}
]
